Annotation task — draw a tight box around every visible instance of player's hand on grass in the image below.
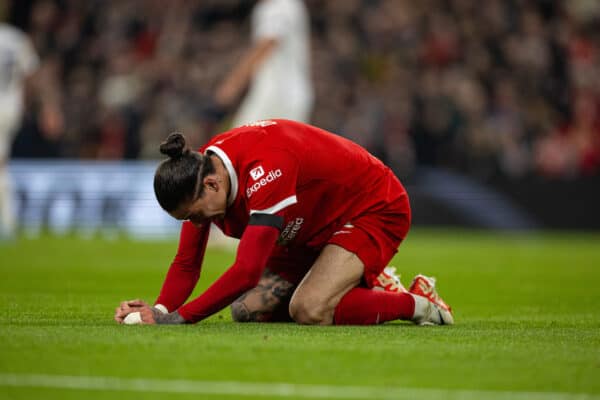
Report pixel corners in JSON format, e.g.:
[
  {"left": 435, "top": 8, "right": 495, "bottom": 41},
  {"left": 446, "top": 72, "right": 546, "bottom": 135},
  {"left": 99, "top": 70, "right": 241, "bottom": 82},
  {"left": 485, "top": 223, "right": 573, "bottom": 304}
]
[
  {"left": 114, "top": 299, "right": 148, "bottom": 323},
  {"left": 115, "top": 299, "right": 186, "bottom": 325}
]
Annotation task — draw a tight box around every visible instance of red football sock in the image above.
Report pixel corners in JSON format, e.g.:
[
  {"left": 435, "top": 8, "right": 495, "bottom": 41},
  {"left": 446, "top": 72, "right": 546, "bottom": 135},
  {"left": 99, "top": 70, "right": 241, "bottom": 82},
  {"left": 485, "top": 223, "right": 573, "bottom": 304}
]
[{"left": 333, "top": 288, "right": 415, "bottom": 325}]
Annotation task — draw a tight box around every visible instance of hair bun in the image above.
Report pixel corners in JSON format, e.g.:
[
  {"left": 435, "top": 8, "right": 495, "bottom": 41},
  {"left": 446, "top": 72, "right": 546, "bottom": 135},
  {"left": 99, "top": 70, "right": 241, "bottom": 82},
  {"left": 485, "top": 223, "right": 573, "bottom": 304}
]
[{"left": 160, "top": 133, "right": 187, "bottom": 159}]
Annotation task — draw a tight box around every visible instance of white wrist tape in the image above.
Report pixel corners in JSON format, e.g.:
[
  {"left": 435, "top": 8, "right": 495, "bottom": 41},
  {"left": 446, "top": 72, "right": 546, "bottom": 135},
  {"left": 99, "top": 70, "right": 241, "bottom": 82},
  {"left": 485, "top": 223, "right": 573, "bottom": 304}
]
[{"left": 154, "top": 304, "right": 168, "bottom": 314}]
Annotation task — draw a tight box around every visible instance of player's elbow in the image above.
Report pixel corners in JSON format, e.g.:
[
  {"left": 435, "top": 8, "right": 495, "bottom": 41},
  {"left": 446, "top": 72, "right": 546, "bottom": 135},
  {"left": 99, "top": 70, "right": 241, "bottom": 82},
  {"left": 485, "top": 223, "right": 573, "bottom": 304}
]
[{"left": 231, "top": 301, "right": 252, "bottom": 322}]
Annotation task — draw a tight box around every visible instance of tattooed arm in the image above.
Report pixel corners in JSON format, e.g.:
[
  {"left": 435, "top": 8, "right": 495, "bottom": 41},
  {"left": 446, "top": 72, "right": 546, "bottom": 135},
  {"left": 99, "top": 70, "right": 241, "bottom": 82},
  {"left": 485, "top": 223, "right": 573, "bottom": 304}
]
[
  {"left": 231, "top": 269, "right": 295, "bottom": 322},
  {"left": 131, "top": 303, "right": 187, "bottom": 325},
  {"left": 153, "top": 308, "right": 187, "bottom": 325}
]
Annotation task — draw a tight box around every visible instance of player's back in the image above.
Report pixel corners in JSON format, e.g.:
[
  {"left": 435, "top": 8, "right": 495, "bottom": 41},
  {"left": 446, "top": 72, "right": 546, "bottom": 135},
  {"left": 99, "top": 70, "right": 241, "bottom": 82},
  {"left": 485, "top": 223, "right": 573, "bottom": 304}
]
[{"left": 267, "top": 119, "right": 395, "bottom": 195}]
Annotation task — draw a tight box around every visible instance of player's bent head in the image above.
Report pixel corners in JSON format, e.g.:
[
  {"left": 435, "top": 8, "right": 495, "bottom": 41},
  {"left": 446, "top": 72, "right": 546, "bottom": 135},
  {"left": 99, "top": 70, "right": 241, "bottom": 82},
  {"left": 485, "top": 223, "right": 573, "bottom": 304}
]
[{"left": 154, "top": 132, "right": 215, "bottom": 213}]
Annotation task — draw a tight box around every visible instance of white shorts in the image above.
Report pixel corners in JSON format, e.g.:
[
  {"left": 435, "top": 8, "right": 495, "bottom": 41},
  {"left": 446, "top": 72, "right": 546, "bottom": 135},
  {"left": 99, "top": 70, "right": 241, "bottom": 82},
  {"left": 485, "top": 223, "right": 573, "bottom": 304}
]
[{"left": 232, "top": 85, "right": 313, "bottom": 127}]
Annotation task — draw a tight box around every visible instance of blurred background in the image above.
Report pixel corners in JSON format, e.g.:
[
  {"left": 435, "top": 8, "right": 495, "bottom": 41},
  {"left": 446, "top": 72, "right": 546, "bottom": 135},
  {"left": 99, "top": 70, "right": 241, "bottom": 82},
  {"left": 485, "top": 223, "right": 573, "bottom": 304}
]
[{"left": 1, "top": 0, "right": 599, "bottom": 239}]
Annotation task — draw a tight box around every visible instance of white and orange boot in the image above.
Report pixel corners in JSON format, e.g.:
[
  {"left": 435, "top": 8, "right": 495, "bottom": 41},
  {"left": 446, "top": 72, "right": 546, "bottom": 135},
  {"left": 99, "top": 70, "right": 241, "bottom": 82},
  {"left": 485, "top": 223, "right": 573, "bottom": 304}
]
[
  {"left": 372, "top": 267, "right": 409, "bottom": 294},
  {"left": 409, "top": 274, "right": 454, "bottom": 325}
]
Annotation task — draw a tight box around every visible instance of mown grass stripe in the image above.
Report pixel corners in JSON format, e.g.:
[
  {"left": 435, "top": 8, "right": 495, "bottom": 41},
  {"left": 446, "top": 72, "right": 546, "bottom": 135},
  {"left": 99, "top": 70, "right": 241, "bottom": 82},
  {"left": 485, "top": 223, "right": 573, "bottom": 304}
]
[{"left": 0, "top": 373, "right": 597, "bottom": 400}]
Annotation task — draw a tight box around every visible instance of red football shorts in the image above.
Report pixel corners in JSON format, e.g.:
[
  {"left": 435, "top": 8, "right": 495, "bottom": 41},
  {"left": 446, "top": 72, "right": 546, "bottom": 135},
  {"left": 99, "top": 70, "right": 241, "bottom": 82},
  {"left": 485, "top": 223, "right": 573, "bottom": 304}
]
[
  {"left": 266, "top": 193, "right": 411, "bottom": 287},
  {"left": 327, "top": 197, "right": 411, "bottom": 287}
]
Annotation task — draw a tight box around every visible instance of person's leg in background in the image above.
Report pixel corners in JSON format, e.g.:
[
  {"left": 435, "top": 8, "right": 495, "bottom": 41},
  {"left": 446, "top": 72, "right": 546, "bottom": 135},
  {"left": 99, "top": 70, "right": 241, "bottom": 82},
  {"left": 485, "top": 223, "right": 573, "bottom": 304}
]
[{"left": 0, "top": 116, "right": 18, "bottom": 241}]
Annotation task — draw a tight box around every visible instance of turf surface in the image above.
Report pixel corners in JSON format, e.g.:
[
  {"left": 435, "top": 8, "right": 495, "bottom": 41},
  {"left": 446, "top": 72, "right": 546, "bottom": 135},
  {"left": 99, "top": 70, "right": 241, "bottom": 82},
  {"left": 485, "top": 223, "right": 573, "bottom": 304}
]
[{"left": 1, "top": 229, "right": 599, "bottom": 399}]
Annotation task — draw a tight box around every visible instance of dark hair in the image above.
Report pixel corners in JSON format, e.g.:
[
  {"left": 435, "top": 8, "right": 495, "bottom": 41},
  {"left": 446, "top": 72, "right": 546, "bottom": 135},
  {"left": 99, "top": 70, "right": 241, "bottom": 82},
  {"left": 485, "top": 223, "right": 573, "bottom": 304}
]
[{"left": 153, "top": 133, "right": 215, "bottom": 213}]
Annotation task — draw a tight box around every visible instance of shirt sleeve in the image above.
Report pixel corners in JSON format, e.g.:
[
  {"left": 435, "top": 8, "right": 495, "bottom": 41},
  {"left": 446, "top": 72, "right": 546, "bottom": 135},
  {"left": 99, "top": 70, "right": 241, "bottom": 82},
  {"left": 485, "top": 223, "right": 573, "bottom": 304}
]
[
  {"left": 154, "top": 221, "right": 210, "bottom": 312},
  {"left": 177, "top": 223, "right": 280, "bottom": 323},
  {"left": 244, "top": 149, "right": 299, "bottom": 216}
]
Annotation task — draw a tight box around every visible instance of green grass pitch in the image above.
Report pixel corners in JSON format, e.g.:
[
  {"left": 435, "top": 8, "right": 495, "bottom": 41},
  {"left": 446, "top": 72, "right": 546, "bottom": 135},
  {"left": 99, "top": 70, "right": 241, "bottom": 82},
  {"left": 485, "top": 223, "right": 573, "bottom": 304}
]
[{"left": 1, "top": 229, "right": 599, "bottom": 399}]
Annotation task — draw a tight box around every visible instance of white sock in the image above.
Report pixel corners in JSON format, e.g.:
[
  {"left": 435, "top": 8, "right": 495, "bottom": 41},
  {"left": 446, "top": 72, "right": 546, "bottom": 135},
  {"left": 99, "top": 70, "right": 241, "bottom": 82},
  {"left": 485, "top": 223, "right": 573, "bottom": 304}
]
[{"left": 410, "top": 293, "right": 430, "bottom": 321}]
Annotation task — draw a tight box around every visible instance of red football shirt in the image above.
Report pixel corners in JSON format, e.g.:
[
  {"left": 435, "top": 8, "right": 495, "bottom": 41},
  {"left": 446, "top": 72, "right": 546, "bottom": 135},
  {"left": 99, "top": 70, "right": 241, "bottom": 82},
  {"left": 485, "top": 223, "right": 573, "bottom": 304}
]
[
  {"left": 155, "top": 119, "right": 408, "bottom": 322},
  {"left": 205, "top": 119, "right": 404, "bottom": 245}
]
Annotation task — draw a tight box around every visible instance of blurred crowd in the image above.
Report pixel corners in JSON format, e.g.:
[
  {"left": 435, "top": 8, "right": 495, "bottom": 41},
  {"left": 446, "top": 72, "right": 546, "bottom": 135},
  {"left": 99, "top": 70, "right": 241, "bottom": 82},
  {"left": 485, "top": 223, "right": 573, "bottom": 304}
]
[{"left": 5, "top": 0, "right": 600, "bottom": 180}]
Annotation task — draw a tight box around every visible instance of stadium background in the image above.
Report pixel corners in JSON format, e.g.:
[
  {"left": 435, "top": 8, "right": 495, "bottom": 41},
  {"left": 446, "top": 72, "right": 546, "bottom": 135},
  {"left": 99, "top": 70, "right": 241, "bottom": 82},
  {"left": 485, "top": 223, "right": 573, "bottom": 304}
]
[
  {"left": 1, "top": 1, "right": 600, "bottom": 399},
  {"left": 4, "top": 0, "right": 600, "bottom": 234}
]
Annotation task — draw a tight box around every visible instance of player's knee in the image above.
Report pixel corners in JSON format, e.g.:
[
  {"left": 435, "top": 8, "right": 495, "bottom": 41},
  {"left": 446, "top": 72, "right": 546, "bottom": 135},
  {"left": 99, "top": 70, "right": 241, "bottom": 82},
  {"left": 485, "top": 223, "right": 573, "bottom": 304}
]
[
  {"left": 230, "top": 301, "right": 252, "bottom": 322},
  {"left": 288, "top": 296, "right": 331, "bottom": 325}
]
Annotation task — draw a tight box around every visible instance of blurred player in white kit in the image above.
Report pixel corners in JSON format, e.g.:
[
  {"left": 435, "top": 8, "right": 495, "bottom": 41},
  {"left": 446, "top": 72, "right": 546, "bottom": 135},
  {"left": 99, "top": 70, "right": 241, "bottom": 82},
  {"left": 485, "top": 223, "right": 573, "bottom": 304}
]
[
  {"left": 216, "top": 0, "right": 314, "bottom": 126},
  {"left": 0, "top": 22, "right": 39, "bottom": 240}
]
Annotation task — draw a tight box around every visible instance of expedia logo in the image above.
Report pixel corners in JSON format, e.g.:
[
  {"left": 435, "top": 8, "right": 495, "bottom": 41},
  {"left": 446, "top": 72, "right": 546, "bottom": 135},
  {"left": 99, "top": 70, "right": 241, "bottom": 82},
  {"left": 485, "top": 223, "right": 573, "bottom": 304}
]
[
  {"left": 250, "top": 166, "right": 265, "bottom": 180},
  {"left": 246, "top": 169, "right": 283, "bottom": 198}
]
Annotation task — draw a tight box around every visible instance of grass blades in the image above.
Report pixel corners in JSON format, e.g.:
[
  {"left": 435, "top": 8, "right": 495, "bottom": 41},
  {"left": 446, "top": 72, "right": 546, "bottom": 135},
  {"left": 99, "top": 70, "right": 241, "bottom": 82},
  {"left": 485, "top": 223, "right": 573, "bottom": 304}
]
[{"left": 1, "top": 229, "right": 599, "bottom": 399}]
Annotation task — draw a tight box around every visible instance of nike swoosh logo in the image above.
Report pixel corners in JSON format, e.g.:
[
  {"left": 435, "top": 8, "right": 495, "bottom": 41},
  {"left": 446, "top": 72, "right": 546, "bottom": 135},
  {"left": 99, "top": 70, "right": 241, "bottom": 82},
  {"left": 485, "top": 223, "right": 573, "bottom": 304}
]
[
  {"left": 437, "top": 309, "right": 445, "bottom": 325},
  {"left": 333, "top": 230, "right": 352, "bottom": 235}
]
